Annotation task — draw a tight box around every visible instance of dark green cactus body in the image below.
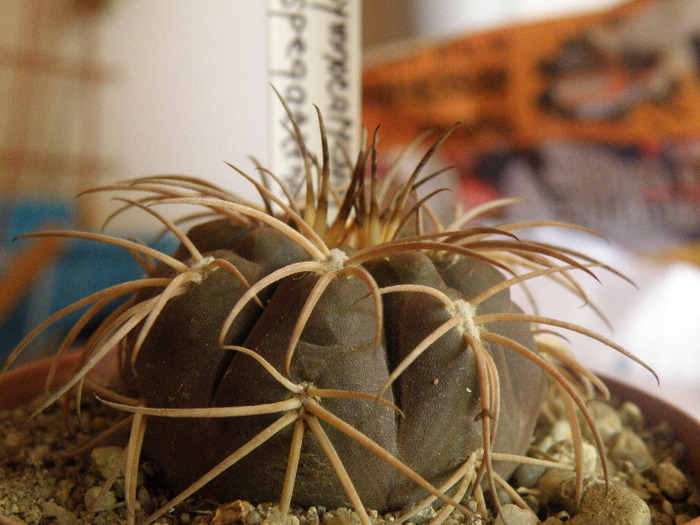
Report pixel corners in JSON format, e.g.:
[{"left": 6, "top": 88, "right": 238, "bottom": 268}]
[
  {"left": 209, "top": 271, "right": 397, "bottom": 510},
  {"left": 130, "top": 221, "right": 547, "bottom": 511}
]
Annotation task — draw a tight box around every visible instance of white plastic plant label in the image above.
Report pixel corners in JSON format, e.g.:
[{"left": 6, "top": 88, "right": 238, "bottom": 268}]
[{"left": 267, "top": 0, "right": 361, "bottom": 201}]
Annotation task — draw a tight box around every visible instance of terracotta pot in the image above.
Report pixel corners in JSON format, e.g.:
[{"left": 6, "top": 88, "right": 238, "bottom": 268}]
[
  {"left": 0, "top": 350, "right": 118, "bottom": 410},
  {"left": 0, "top": 355, "right": 698, "bottom": 525}
]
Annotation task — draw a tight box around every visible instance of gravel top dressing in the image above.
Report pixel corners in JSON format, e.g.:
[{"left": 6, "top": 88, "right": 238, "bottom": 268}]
[{"left": 1, "top": 385, "right": 698, "bottom": 525}]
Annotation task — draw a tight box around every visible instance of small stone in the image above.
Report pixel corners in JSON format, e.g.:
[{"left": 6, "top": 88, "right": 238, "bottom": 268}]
[
  {"left": 3, "top": 429, "right": 25, "bottom": 448},
  {"left": 27, "top": 444, "right": 51, "bottom": 466},
  {"left": 212, "top": 500, "right": 254, "bottom": 525},
  {"left": 495, "top": 504, "right": 539, "bottom": 525},
  {"left": 688, "top": 488, "right": 700, "bottom": 506},
  {"left": 264, "top": 507, "right": 299, "bottom": 525},
  {"left": 533, "top": 435, "right": 554, "bottom": 454},
  {"left": 303, "top": 507, "right": 318, "bottom": 525},
  {"left": 10, "top": 407, "right": 26, "bottom": 425},
  {"left": 513, "top": 462, "right": 547, "bottom": 488},
  {"left": 39, "top": 500, "right": 78, "bottom": 525},
  {"left": 84, "top": 485, "right": 117, "bottom": 510},
  {"left": 662, "top": 498, "right": 676, "bottom": 517},
  {"left": 55, "top": 479, "right": 76, "bottom": 507},
  {"left": 645, "top": 479, "right": 661, "bottom": 496},
  {"left": 536, "top": 469, "right": 576, "bottom": 506},
  {"left": 585, "top": 400, "right": 623, "bottom": 443},
  {"left": 618, "top": 401, "right": 645, "bottom": 432},
  {"left": 90, "top": 446, "right": 124, "bottom": 480},
  {"left": 137, "top": 485, "right": 150, "bottom": 506},
  {"left": 675, "top": 515, "right": 694, "bottom": 524},
  {"left": 546, "top": 440, "right": 598, "bottom": 473},
  {"left": 324, "top": 511, "right": 361, "bottom": 525},
  {"left": 627, "top": 473, "right": 652, "bottom": 501},
  {"left": 543, "top": 419, "right": 571, "bottom": 444},
  {"left": 654, "top": 462, "right": 690, "bottom": 501},
  {"left": 521, "top": 493, "right": 540, "bottom": 513},
  {"left": 247, "top": 509, "right": 262, "bottom": 525},
  {"left": 610, "top": 429, "right": 653, "bottom": 470},
  {"left": 567, "top": 480, "right": 651, "bottom": 525},
  {"left": 547, "top": 440, "right": 576, "bottom": 464}
]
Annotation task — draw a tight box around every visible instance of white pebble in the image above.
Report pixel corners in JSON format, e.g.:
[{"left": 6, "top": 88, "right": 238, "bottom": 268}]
[{"left": 495, "top": 504, "right": 539, "bottom": 525}]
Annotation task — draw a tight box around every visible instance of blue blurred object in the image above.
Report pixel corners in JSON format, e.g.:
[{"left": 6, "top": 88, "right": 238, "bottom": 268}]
[
  {"left": 0, "top": 199, "right": 176, "bottom": 363},
  {"left": 3, "top": 199, "right": 75, "bottom": 240}
]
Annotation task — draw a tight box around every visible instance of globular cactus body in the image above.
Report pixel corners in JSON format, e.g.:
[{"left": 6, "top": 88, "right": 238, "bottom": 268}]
[
  {"left": 2, "top": 101, "right": 657, "bottom": 525},
  {"left": 132, "top": 218, "right": 546, "bottom": 512}
]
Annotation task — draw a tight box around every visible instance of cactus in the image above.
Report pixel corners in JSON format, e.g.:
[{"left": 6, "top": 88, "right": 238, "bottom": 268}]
[{"left": 2, "top": 102, "right": 655, "bottom": 525}]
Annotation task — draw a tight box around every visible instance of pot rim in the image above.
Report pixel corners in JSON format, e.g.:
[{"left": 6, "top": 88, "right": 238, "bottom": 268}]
[{"left": 0, "top": 350, "right": 118, "bottom": 409}]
